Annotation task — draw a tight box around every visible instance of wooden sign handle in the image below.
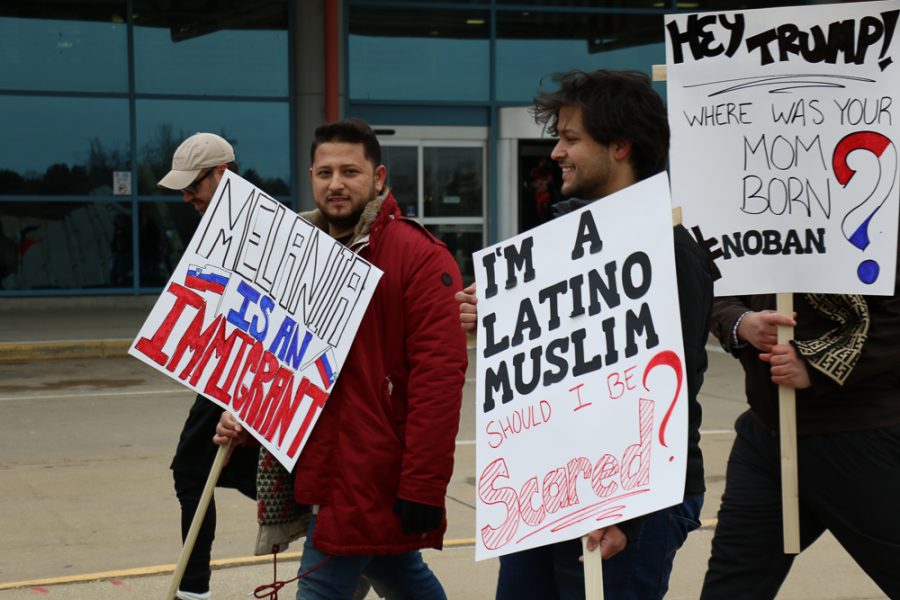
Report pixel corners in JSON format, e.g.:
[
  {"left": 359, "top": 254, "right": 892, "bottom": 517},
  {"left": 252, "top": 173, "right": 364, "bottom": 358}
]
[
  {"left": 582, "top": 535, "right": 604, "bottom": 599},
  {"left": 776, "top": 293, "right": 801, "bottom": 554},
  {"left": 166, "top": 441, "right": 232, "bottom": 600}
]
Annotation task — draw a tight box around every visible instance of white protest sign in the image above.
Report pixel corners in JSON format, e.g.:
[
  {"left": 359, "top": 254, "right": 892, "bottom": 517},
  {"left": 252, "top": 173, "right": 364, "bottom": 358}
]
[
  {"left": 474, "top": 173, "right": 687, "bottom": 560},
  {"left": 666, "top": 0, "right": 900, "bottom": 295},
  {"left": 130, "top": 171, "right": 382, "bottom": 470}
]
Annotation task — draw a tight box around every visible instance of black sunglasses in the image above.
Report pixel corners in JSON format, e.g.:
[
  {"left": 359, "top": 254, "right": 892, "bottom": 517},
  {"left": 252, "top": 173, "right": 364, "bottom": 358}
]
[{"left": 182, "top": 168, "right": 215, "bottom": 195}]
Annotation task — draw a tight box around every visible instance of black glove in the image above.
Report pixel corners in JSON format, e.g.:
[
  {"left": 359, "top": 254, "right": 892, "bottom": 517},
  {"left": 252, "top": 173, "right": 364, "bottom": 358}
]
[{"left": 393, "top": 498, "right": 444, "bottom": 535}]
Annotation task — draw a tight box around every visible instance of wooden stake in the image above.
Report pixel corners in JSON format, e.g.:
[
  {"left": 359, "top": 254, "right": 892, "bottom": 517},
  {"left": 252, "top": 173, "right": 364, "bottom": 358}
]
[
  {"left": 652, "top": 64, "right": 668, "bottom": 82},
  {"left": 166, "top": 441, "right": 232, "bottom": 600},
  {"left": 582, "top": 535, "right": 604, "bottom": 599},
  {"left": 776, "top": 293, "right": 801, "bottom": 554}
]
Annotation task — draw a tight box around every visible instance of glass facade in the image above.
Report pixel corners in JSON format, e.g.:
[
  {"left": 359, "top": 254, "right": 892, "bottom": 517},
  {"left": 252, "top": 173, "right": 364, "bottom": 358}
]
[
  {"left": 381, "top": 138, "right": 486, "bottom": 284},
  {"left": 496, "top": 11, "right": 665, "bottom": 102},
  {"left": 0, "top": 96, "right": 131, "bottom": 196},
  {"left": 0, "top": 2, "right": 128, "bottom": 93},
  {"left": 0, "top": 1, "right": 291, "bottom": 294},
  {"left": 1, "top": 200, "right": 132, "bottom": 290},
  {"left": 1, "top": 0, "right": 852, "bottom": 295},
  {"left": 348, "top": 7, "right": 490, "bottom": 102},
  {"left": 347, "top": 0, "right": 850, "bottom": 275},
  {"left": 423, "top": 147, "right": 483, "bottom": 218}
]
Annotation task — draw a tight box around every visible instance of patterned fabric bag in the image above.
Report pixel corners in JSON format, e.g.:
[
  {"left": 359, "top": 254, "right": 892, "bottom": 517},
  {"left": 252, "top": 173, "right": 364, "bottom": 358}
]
[{"left": 255, "top": 447, "right": 309, "bottom": 555}]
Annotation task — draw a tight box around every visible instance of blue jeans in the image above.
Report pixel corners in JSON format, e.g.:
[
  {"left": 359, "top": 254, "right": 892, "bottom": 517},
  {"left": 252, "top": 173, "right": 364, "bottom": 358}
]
[
  {"left": 296, "top": 514, "right": 447, "bottom": 600},
  {"left": 496, "top": 494, "right": 704, "bottom": 600}
]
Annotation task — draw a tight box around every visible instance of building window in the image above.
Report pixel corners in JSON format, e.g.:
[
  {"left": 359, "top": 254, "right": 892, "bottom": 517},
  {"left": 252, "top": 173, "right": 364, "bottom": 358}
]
[
  {"left": 132, "top": 1, "right": 288, "bottom": 97},
  {"left": 349, "top": 7, "right": 490, "bottom": 102},
  {"left": 496, "top": 11, "right": 665, "bottom": 103},
  {"left": 0, "top": 200, "right": 132, "bottom": 290},
  {"left": 381, "top": 133, "right": 486, "bottom": 284},
  {"left": 0, "top": 1, "right": 128, "bottom": 93},
  {"left": 0, "top": 0, "right": 290, "bottom": 295},
  {"left": 0, "top": 96, "right": 130, "bottom": 196}
]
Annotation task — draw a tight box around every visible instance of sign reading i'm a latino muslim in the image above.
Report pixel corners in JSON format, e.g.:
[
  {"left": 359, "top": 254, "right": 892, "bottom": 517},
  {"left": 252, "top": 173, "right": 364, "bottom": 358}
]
[
  {"left": 473, "top": 173, "right": 689, "bottom": 560},
  {"left": 130, "top": 171, "right": 382, "bottom": 470},
  {"left": 666, "top": 0, "right": 900, "bottom": 295}
]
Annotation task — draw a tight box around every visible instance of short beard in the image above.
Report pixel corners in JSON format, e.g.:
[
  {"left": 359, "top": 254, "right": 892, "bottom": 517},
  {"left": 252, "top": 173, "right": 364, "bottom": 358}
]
[
  {"left": 325, "top": 186, "right": 377, "bottom": 233},
  {"left": 327, "top": 207, "right": 366, "bottom": 234}
]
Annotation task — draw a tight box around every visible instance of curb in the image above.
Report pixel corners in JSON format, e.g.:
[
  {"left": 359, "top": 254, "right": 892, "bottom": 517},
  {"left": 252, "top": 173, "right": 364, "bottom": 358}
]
[
  {"left": 0, "top": 538, "right": 479, "bottom": 591},
  {"left": 0, "top": 339, "right": 132, "bottom": 362}
]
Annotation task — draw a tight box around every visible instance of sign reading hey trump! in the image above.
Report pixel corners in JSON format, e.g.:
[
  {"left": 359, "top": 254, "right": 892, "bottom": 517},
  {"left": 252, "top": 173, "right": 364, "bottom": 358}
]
[
  {"left": 473, "top": 173, "right": 688, "bottom": 560},
  {"left": 130, "top": 171, "right": 381, "bottom": 470},
  {"left": 666, "top": 0, "right": 900, "bottom": 295}
]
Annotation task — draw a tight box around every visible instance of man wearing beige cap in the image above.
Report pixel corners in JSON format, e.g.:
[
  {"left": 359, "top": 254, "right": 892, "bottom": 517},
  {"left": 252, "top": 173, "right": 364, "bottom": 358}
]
[
  {"left": 158, "top": 133, "right": 257, "bottom": 600},
  {"left": 158, "top": 132, "right": 239, "bottom": 214}
]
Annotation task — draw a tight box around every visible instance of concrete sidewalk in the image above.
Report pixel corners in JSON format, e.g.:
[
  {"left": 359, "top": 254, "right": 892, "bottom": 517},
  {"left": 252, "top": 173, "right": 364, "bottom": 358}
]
[
  {"left": 0, "top": 530, "right": 882, "bottom": 599},
  {"left": 0, "top": 295, "right": 154, "bottom": 360},
  {"left": 0, "top": 295, "right": 888, "bottom": 599}
]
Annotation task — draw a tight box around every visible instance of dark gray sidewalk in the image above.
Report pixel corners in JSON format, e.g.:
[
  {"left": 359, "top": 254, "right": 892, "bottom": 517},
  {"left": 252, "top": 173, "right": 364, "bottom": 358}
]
[{"left": 0, "top": 295, "right": 153, "bottom": 360}]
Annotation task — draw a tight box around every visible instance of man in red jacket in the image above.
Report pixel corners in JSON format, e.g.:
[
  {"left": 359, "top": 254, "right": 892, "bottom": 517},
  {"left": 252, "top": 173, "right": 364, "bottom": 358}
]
[{"left": 216, "top": 118, "right": 468, "bottom": 599}]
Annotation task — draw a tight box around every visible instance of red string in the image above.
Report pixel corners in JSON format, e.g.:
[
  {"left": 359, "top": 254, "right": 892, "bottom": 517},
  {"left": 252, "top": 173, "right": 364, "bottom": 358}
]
[{"left": 252, "top": 545, "right": 331, "bottom": 599}]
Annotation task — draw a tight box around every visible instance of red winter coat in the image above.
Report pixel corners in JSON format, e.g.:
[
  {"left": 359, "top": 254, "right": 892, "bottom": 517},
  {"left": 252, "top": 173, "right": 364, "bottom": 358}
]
[{"left": 294, "top": 191, "right": 468, "bottom": 555}]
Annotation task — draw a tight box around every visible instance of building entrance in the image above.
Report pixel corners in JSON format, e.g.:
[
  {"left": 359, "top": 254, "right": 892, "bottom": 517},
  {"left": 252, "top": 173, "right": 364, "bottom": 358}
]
[
  {"left": 375, "top": 125, "right": 487, "bottom": 283},
  {"left": 518, "top": 140, "right": 562, "bottom": 233}
]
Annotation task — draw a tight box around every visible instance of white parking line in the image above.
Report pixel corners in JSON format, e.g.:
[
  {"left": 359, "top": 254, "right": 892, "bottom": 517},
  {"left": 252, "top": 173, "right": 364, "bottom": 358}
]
[{"left": 0, "top": 388, "right": 187, "bottom": 402}]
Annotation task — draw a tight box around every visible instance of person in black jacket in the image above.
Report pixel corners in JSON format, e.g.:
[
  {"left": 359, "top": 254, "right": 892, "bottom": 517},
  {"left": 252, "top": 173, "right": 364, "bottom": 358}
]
[
  {"left": 457, "top": 69, "right": 713, "bottom": 599},
  {"left": 702, "top": 289, "right": 900, "bottom": 599},
  {"left": 158, "top": 133, "right": 257, "bottom": 600}
]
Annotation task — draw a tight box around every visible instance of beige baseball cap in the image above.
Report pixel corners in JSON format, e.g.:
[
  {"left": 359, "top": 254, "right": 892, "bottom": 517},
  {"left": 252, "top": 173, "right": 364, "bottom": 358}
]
[{"left": 157, "top": 133, "right": 235, "bottom": 190}]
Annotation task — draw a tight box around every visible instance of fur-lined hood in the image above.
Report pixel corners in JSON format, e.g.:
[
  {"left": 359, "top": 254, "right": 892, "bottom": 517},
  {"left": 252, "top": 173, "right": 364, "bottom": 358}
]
[{"left": 300, "top": 187, "right": 390, "bottom": 250}]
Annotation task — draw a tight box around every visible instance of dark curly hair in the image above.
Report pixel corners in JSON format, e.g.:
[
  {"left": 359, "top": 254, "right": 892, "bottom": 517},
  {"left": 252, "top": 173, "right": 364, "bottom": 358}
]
[
  {"left": 310, "top": 117, "right": 382, "bottom": 167},
  {"left": 532, "top": 69, "right": 669, "bottom": 182}
]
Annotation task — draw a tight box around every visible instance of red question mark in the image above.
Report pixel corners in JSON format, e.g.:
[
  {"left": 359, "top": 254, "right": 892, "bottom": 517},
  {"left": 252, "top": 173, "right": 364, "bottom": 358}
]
[
  {"left": 642, "top": 350, "right": 683, "bottom": 460},
  {"left": 832, "top": 131, "right": 898, "bottom": 284}
]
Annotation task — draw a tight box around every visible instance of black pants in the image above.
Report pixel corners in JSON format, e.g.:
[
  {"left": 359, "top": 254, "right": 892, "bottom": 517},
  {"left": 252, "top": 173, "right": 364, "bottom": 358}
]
[
  {"left": 172, "top": 396, "right": 258, "bottom": 594},
  {"left": 701, "top": 410, "right": 900, "bottom": 599}
]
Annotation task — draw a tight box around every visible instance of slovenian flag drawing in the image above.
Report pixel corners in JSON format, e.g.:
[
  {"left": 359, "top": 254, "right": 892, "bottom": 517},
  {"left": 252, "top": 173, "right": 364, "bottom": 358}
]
[
  {"left": 305, "top": 349, "right": 337, "bottom": 389},
  {"left": 185, "top": 264, "right": 230, "bottom": 294}
]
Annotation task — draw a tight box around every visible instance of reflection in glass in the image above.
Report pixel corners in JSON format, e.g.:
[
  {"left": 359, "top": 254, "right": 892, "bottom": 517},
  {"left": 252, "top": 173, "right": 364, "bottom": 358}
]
[
  {"left": 427, "top": 224, "right": 482, "bottom": 285},
  {"left": 349, "top": 7, "right": 490, "bottom": 101},
  {"left": 136, "top": 98, "right": 290, "bottom": 197},
  {"left": 382, "top": 146, "right": 418, "bottom": 217},
  {"left": 0, "top": 201, "right": 132, "bottom": 290},
  {"left": 496, "top": 11, "right": 664, "bottom": 102},
  {"left": 138, "top": 201, "right": 199, "bottom": 288},
  {"left": 498, "top": 0, "right": 662, "bottom": 5},
  {"left": 0, "top": 2, "right": 127, "bottom": 92},
  {"left": 681, "top": 0, "right": 845, "bottom": 8},
  {"left": 519, "top": 142, "right": 563, "bottom": 232},
  {"left": 132, "top": 1, "right": 288, "bottom": 97},
  {"left": 424, "top": 147, "right": 483, "bottom": 218},
  {"left": 0, "top": 96, "right": 130, "bottom": 195}
]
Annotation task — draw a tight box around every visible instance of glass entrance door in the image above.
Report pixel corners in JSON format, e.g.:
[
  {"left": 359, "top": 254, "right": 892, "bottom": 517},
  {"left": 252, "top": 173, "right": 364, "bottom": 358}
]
[
  {"left": 379, "top": 130, "right": 486, "bottom": 284},
  {"left": 518, "top": 140, "right": 562, "bottom": 233}
]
